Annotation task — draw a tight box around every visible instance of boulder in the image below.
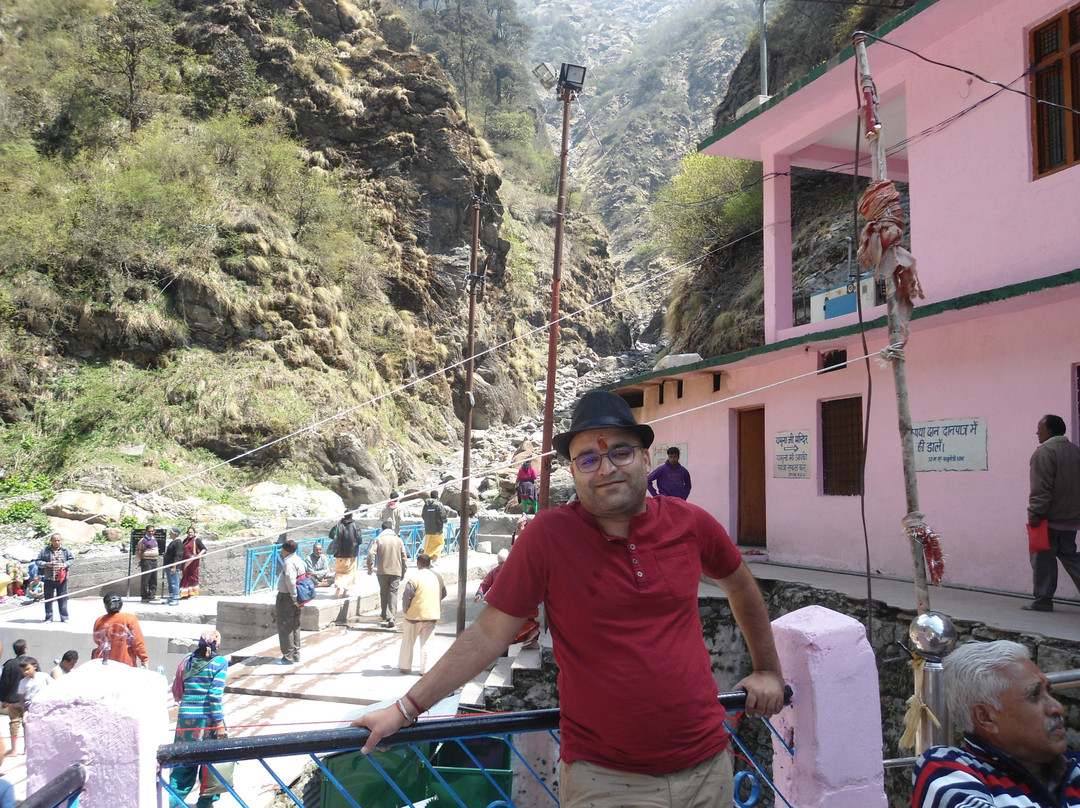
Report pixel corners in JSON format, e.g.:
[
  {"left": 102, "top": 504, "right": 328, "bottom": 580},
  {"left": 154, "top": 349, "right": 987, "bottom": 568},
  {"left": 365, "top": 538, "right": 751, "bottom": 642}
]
[
  {"left": 48, "top": 516, "right": 100, "bottom": 543},
  {"left": 43, "top": 491, "right": 126, "bottom": 525}
]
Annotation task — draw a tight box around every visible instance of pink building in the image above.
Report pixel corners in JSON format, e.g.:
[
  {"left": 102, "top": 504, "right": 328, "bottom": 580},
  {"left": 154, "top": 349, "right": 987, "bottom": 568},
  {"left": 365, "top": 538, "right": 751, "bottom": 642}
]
[{"left": 615, "top": 0, "right": 1080, "bottom": 597}]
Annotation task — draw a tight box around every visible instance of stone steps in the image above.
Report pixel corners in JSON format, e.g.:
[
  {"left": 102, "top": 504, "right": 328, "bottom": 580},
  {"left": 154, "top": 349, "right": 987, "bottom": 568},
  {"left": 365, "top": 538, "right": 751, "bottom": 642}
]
[{"left": 458, "top": 636, "right": 548, "bottom": 709}]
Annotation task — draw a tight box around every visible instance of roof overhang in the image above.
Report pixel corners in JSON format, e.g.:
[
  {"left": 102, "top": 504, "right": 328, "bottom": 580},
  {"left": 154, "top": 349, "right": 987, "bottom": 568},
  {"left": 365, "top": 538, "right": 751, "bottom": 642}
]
[{"left": 697, "top": 0, "right": 1009, "bottom": 182}]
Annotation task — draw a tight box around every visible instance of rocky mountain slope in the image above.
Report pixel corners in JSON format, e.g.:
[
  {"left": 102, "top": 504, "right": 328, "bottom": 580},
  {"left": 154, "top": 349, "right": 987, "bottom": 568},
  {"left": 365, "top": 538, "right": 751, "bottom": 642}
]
[
  {"left": 520, "top": 0, "right": 759, "bottom": 334},
  {"left": 0, "top": 0, "right": 633, "bottom": 521}
]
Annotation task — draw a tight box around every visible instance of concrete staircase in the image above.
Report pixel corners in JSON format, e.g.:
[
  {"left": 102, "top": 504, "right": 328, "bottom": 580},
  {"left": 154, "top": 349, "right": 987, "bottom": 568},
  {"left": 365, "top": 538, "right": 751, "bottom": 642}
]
[{"left": 458, "top": 639, "right": 548, "bottom": 709}]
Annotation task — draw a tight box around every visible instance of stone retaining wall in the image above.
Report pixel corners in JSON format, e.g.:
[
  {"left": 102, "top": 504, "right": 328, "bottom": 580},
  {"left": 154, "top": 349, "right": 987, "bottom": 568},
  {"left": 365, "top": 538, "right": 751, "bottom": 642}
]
[{"left": 67, "top": 538, "right": 249, "bottom": 599}]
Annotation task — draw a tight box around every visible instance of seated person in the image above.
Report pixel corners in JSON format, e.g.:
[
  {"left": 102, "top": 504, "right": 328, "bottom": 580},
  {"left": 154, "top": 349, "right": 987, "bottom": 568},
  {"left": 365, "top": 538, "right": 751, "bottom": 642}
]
[
  {"left": 912, "top": 639, "right": 1079, "bottom": 808},
  {"left": 304, "top": 542, "right": 335, "bottom": 587},
  {"left": 4, "top": 562, "right": 22, "bottom": 598},
  {"left": 26, "top": 576, "right": 43, "bottom": 601}
]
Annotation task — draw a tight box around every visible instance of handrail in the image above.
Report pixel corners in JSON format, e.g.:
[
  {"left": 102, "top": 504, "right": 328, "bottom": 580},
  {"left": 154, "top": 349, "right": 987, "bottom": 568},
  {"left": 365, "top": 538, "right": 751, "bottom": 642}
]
[
  {"left": 20, "top": 763, "right": 87, "bottom": 808},
  {"left": 158, "top": 710, "right": 561, "bottom": 766},
  {"left": 1046, "top": 668, "right": 1080, "bottom": 689},
  {"left": 882, "top": 668, "right": 1080, "bottom": 773},
  {"left": 158, "top": 689, "right": 780, "bottom": 767}
]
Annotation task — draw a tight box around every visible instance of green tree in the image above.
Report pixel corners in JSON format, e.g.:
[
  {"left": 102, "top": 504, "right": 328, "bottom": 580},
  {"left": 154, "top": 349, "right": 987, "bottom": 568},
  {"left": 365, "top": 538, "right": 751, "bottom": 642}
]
[
  {"left": 91, "top": 0, "right": 171, "bottom": 131},
  {"left": 650, "top": 153, "right": 762, "bottom": 259}
]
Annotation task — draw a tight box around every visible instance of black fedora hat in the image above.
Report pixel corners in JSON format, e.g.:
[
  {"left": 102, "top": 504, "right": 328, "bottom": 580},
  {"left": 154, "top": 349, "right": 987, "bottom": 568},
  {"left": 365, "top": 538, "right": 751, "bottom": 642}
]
[{"left": 552, "top": 390, "right": 654, "bottom": 460}]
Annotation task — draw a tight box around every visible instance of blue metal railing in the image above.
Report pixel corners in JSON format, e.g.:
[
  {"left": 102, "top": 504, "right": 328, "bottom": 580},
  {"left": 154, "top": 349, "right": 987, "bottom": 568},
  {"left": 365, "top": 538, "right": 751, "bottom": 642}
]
[
  {"left": 244, "top": 522, "right": 480, "bottom": 595},
  {"left": 22, "top": 763, "right": 86, "bottom": 808},
  {"left": 157, "top": 691, "right": 791, "bottom": 808}
]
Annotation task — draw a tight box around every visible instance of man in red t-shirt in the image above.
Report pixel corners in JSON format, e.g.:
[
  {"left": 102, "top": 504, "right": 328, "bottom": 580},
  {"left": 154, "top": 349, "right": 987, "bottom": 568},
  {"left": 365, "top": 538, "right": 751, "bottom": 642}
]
[{"left": 354, "top": 390, "right": 785, "bottom": 808}]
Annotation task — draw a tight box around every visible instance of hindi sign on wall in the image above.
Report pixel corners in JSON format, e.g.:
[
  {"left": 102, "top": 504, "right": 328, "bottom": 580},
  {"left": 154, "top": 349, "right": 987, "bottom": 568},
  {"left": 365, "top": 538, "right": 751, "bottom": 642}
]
[
  {"left": 773, "top": 431, "right": 811, "bottom": 479},
  {"left": 913, "top": 418, "right": 987, "bottom": 472}
]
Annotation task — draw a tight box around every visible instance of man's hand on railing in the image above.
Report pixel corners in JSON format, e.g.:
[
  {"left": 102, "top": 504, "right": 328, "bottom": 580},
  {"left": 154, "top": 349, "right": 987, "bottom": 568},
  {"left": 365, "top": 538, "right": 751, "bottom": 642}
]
[
  {"left": 352, "top": 705, "right": 410, "bottom": 754},
  {"left": 734, "top": 670, "right": 787, "bottom": 718}
]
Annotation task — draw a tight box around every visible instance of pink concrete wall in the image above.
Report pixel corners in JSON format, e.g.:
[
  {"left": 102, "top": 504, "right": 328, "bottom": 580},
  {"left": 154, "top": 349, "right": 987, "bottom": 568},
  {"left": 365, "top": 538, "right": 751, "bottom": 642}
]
[
  {"left": 887, "top": 1, "right": 1079, "bottom": 300},
  {"left": 669, "top": 0, "right": 1080, "bottom": 596},
  {"left": 758, "top": 0, "right": 1080, "bottom": 345},
  {"left": 638, "top": 289, "right": 1080, "bottom": 596}
]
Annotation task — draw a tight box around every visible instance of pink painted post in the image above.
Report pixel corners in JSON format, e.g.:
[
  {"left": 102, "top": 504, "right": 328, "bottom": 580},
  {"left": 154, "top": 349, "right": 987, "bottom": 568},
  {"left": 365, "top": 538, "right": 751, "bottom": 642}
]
[
  {"left": 762, "top": 152, "right": 792, "bottom": 342},
  {"left": 770, "top": 606, "right": 887, "bottom": 808},
  {"left": 26, "top": 659, "right": 170, "bottom": 808}
]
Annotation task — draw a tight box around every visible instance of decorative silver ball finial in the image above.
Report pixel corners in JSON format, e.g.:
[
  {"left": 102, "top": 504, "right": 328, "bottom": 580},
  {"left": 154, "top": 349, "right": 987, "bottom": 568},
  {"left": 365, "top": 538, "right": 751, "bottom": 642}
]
[{"left": 908, "top": 612, "right": 958, "bottom": 657}]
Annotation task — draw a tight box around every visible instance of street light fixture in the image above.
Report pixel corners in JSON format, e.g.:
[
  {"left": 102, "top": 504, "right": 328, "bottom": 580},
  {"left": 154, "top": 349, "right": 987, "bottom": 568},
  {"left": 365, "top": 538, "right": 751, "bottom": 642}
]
[
  {"left": 533, "top": 62, "right": 557, "bottom": 90},
  {"left": 537, "top": 63, "right": 586, "bottom": 510},
  {"left": 558, "top": 63, "right": 587, "bottom": 93}
]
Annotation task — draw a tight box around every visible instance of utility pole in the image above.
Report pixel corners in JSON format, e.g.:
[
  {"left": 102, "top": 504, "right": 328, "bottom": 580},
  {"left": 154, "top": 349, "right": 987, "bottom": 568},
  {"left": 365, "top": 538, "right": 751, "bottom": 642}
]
[
  {"left": 760, "top": 0, "right": 768, "bottom": 97},
  {"left": 538, "top": 76, "right": 579, "bottom": 510},
  {"left": 457, "top": 196, "right": 483, "bottom": 634}
]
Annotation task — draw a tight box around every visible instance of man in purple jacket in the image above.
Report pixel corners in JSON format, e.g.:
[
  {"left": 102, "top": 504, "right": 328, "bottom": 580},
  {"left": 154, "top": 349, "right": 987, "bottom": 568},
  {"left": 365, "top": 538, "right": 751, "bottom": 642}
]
[{"left": 647, "top": 446, "right": 692, "bottom": 500}]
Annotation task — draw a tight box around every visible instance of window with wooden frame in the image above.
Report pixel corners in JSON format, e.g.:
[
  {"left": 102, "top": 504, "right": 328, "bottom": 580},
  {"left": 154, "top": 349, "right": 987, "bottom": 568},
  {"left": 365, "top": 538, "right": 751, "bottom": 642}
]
[
  {"left": 1031, "top": 4, "right": 1080, "bottom": 177},
  {"left": 821, "top": 397, "right": 863, "bottom": 496}
]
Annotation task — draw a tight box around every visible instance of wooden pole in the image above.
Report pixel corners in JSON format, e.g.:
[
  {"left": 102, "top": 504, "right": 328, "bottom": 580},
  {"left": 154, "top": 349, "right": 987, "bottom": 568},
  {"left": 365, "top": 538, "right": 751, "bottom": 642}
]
[{"left": 853, "top": 34, "right": 931, "bottom": 617}]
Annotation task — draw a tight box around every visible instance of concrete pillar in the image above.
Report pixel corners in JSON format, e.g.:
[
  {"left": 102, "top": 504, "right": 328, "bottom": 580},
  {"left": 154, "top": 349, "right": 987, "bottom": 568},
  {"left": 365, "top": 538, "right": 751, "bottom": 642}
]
[
  {"left": 26, "top": 659, "right": 170, "bottom": 808},
  {"left": 762, "top": 152, "right": 792, "bottom": 342},
  {"left": 770, "top": 605, "right": 886, "bottom": 808}
]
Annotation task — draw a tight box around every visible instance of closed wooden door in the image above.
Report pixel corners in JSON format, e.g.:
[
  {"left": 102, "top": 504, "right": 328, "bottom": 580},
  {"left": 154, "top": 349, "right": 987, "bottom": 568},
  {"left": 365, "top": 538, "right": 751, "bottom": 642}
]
[{"left": 738, "top": 408, "right": 766, "bottom": 546}]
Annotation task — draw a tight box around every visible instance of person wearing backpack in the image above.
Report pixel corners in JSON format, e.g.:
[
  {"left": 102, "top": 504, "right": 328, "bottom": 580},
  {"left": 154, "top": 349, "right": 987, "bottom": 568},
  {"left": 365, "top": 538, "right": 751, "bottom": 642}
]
[
  {"left": 275, "top": 540, "right": 305, "bottom": 665},
  {"left": 420, "top": 491, "right": 450, "bottom": 561},
  {"left": 329, "top": 512, "right": 361, "bottom": 599}
]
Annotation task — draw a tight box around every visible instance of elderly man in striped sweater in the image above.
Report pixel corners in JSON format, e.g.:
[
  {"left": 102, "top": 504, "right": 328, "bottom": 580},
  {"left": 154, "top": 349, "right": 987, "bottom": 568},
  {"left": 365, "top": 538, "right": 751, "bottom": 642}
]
[{"left": 912, "top": 640, "right": 1079, "bottom": 808}]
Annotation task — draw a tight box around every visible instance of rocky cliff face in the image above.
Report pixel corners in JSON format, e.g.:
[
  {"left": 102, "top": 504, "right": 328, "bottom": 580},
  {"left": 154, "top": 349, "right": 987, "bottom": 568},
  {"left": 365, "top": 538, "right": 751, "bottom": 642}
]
[{"left": 0, "top": 0, "right": 640, "bottom": 511}]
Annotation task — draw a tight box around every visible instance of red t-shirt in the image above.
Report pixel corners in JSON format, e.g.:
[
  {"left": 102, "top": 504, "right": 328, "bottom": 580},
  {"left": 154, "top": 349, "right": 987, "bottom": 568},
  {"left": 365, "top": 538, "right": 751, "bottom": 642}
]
[{"left": 485, "top": 497, "right": 743, "bottom": 774}]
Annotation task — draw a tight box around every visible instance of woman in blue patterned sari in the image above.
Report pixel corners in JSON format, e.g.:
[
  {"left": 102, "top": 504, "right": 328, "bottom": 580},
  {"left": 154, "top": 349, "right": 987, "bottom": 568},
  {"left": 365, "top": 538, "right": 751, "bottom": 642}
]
[{"left": 167, "top": 630, "right": 229, "bottom": 807}]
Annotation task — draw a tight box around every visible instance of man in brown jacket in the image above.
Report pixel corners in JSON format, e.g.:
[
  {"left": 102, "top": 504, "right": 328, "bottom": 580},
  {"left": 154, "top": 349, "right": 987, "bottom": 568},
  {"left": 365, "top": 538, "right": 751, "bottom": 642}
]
[
  {"left": 367, "top": 521, "right": 407, "bottom": 628},
  {"left": 1027, "top": 414, "right": 1080, "bottom": 611}
]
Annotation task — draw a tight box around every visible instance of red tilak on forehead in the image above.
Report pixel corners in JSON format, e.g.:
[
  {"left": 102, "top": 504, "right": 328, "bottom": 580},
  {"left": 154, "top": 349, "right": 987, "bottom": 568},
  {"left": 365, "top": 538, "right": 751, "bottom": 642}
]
[{"left": 597, "top": 434, "right": 608, "bottom": 451}]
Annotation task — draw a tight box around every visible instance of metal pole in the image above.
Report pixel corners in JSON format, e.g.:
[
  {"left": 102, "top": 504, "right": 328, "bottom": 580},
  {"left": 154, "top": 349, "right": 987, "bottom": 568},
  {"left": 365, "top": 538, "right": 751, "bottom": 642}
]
[
  {"left": 853, "top": 34, "right": 931, "bottom": 616},
  {"left": 538, "top": 87, "right": 574, "bottom": 510},
  {"left": 760, "top": 0, "right": 768, "bottom": 97},
  {"left": 917, "top": 661, "right": 953, "bottom": 750},
  {"left": 457, "top": 199, "right": 480, "bottom": 635}
]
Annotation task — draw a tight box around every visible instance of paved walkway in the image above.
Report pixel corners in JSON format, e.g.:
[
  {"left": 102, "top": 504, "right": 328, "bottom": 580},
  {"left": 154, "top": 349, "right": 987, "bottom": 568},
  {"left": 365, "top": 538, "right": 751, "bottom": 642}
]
[{"left": 750, "top": 560, "right": 1080, "bottom": 642}]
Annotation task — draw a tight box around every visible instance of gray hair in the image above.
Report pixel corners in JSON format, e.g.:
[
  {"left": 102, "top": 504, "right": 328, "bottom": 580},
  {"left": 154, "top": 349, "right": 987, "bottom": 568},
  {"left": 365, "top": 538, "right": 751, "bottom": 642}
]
[{"left": 944, "top": 640, "right": 1031, "bottom": 733}]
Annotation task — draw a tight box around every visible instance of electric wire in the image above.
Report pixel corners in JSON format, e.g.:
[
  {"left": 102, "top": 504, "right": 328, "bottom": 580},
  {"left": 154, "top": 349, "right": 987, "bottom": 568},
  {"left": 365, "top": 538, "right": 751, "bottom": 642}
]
[
  {"left": 851, "top": 60, "right": 876, "bottom": 640},
  {"left": 857, "top": 30, "right": 1080, "bottom": 118}
]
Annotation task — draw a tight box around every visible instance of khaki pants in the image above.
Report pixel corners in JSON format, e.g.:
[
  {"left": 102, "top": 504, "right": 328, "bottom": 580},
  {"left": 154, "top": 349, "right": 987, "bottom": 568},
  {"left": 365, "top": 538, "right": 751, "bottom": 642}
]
[
  {"left": 560, "top": 748, "right": 733, "bottom": 808},
  {"left": 398, "top": 619, "right": 436, "bottom": 674},
  {"left": 5, "top": 704, "right": 23, "bottom": 739}
]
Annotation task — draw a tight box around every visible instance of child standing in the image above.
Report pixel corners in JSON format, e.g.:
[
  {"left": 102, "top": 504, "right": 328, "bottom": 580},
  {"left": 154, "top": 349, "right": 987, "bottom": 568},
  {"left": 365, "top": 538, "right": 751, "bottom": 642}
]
[{"left": 17, "top": 656, "right": 51, "bottom": 754}]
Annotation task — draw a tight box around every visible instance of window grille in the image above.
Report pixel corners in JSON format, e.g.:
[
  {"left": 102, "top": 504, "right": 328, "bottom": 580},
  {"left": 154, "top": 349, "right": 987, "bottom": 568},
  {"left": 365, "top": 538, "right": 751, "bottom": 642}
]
[
  {"left": 1031, "top": 4, "right": 1080, "bottom": 176},
  {"left": 821, "top": 397, "right": 863, "bottom": 496}
]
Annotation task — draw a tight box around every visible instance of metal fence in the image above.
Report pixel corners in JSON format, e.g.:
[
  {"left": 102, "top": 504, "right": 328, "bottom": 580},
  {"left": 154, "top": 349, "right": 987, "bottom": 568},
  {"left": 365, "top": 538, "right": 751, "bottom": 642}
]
[
  {"left": 157, "top": 691, "right": 788, "bottom": 808},
  {"left": 244, "top": 522, "right": 480, "bottom": 595}
]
